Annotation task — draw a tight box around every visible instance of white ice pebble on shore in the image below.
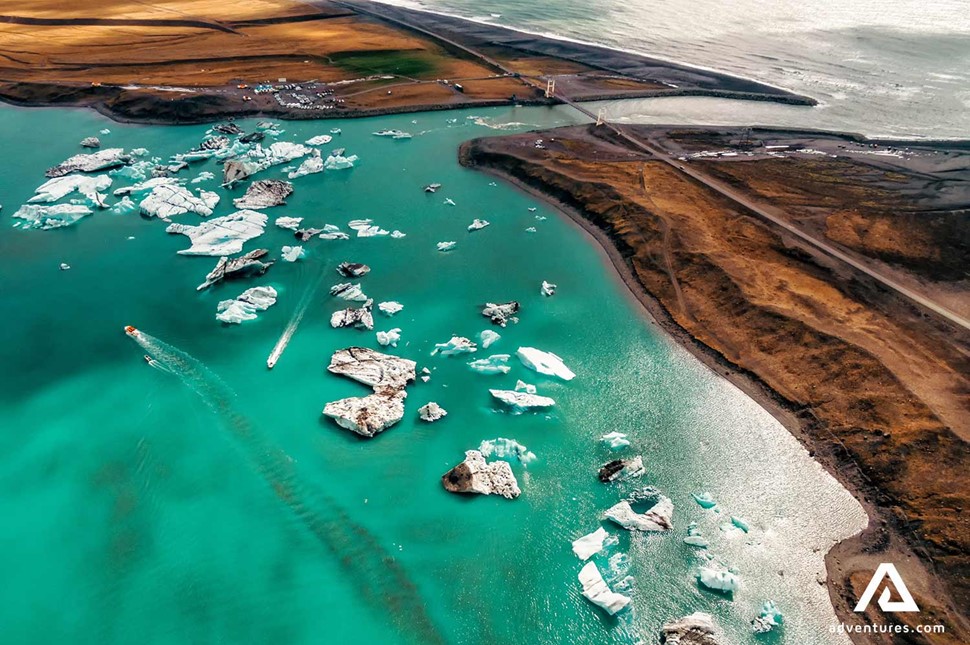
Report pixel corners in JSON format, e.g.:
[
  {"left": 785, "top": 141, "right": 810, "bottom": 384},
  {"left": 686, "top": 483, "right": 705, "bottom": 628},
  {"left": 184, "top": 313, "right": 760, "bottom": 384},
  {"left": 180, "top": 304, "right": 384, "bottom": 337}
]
[
  {"left": 516, "top": 347, "right": 575, "bottom": 381},
  {"left": 281, "top": 245, "right": 304, "bottom": 262},
  {"left": 697, "top": 566, "right": 740, "bottom": 593},
  {"left": 578, "top": 562, "right": 630, "bottom": 615},
  {"left": 572, "top": 527, "right": 609, "bottom": 560},
  {"left": 432, "top": 336, "right": 477, "bottom": 356},
  {"left": 479, "top": 438, "right": 536, "bottom": 465},
  {"left": 29, "top": 174, "right": 112, "bottom": 206},
  {"left": 378, "top": 301, "right": 404, "bottom": 316},
  {"left": 468, "top": 354, "right": 511, "bottom": 375},
  {"left": 216, "top": 286, "right": 277, "bottom": 324},
  {"left": 468, "top": 218, "right": 490, "bottom": 231},
  {"left": 376, "top": 328, "right": 402, "bottom": 347},
  {"left": 13, "top": 203, "right": 92, "bottom": 230},
  {"left": 437, "top": 241, "right": 457, "bottom": 252},
  {"left": 601, "top": 431, "right": 630, "bottom": 450},
  {"left": 275, "top": 216, "right": 303, "bottom": 231},
  {"left": 166, "top": 210, "right": 267, "bottom": 256},
  {"left": 480, "top": 329, "right": 500, "bottom": 348}
]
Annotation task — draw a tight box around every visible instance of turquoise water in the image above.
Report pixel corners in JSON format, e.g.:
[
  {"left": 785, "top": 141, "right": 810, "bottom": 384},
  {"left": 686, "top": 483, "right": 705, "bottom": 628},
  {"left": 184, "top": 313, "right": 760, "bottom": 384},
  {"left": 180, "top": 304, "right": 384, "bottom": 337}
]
[{"left": 0, "top": 104, "right": 865, "bottom": 644}]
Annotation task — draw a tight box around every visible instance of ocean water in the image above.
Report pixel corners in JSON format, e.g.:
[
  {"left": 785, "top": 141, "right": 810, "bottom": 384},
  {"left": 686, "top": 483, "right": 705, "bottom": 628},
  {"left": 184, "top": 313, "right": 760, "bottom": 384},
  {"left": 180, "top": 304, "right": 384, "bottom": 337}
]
[
  {"left": 0, "top": 104, "right": 866, "bottom": 644},
  {"left": 379, "top": 0, "right": 970, "bottom": 138}
]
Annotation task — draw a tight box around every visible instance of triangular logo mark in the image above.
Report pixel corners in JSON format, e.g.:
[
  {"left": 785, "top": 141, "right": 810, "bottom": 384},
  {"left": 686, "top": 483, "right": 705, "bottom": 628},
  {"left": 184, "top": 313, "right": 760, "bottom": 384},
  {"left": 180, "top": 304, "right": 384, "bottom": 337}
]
[{"left": 854, "top": 563, "right": 920, "bottom": 613}]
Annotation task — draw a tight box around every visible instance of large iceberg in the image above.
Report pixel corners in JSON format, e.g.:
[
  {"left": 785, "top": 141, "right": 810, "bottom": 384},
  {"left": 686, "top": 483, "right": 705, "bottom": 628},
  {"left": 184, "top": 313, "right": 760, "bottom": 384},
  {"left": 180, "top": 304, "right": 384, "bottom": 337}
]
[
  {"left": 139, "top": 181, "right": 219, "bottom": 219},
  {"left": 323, "top": 391, "right": 406, "bottom": 438},
  {"left": 13, "top": 203, "right": 92, "bottom": 230},
  {"left": 517, "top": 347, "right": 575, "bottom": 381},
  {"left": 323, "top": 347, "right": 416, "bottom": 437},
  {"left": 468, "top": 354, "right": 511, "bottom": 375},
  {"left": 441, "top": 450, "right": 520, "bottom": 499},
  {"left": 215, "top": 285, "right": 278, "bottom": 324},
  {"left": 29, "top": 174, "right": 112, "bottom": 206},
  {"left": 166, "top": 210, "right": 267, "bottom": 256},
  {"left": 604, "top": 487, "right": 674, "bottom": 531},
  {"left": 571, "top": 527, "right": 609, "bottom": 561},
  {"left": 489, "top": 389, "right": 555, "bottom": 410},
  {"left": 432, "top": 336, "right": 477, "bottom": 356},
  {"left": 46, "top": 148, "right": 128, "bottom": 178},
  {"left": 196, "top": 249, "right": 273, "bottom": 290},
  {"left": 327, "top": 346, "right": 416, "bottom": 392},
  {"left": 578, "top": 562, "right": 631, "bottom": 616},
  {"left": 232, "top": 180, "right": 293, "bottom": 209},
  {"left": 248, "top": 141, "right": 312, "bottom": 169}
]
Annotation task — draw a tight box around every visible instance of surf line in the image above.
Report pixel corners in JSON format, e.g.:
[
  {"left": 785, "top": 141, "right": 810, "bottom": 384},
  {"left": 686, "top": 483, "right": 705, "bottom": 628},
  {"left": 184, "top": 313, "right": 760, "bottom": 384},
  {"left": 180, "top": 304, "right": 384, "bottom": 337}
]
[
  {"left": 266, "top": 260, "right": 329, "bottom": 369},
  {"left": 124, "top": 326, "right": 446, "bottom": 645}
]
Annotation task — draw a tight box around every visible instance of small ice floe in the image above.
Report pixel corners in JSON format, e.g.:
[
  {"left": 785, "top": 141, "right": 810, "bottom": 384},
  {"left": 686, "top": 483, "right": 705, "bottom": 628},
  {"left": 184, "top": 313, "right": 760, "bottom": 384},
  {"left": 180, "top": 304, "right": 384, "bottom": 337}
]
[
  {"left": 305, "top": 134, "right": 333, "bottom": 146},
  {"left": 692, "top": 492, "right": 717, "bottom": 509},
  {"left": 661, "top": 613, "right": 721, "bottom": 644},
  {"left": 373, "top": 129, "right": 412, "bottom": 139},
  {"left": 376, "top": 328, "right": 401, "bottom": 347},
  {"left": 468, "top": 354, "right": 510, "bottom": 375},
  {"left": 751, "top": 601, "right": 783, "bottom": 633},
  {"left": 324, "top": 392, "right": 406, "bottom": 438},
  {"left": 46, "top": 148, "right": 128, "bottom": 178},
  {"left": 432, "top": 336, "right": 477, "bottom": 356},
  {"left": 222, "top": 158, "right": 260, "bottom": 186},
  {"left": 684, "top": 522, "right": 709, "bottom": 548},
  {"left": 578, "top": 562, "right": 631, "bottom": 616},
  {"left": 191, "top": 171, "right": 215, "bottom": 184},
  {"left": 572, "top": 527, "right": 609, "bottom": 561},
  {"left": 601, "top": 431, "right": 630, "bottom": 450},
  {"left": 216, "top": 286, "right": 278, "bottom": 324},
  {"left": 482, "top": 301, "right": 520, "bottom": 326},
  {"left": 540, "top": 280, "right": 557, "bottom": 297},
  {"left": 80, "top": 137, "right": 100, "bottom": 149},
  {"left": 330, "top": 283, "right": 368, "bottom": 302},
  {"left": 323, "top": 152, "right": 358, "bottom": 170},
  {"left": 697, "top": 565, "right": 740, "bottom": 594},
  {"left": 420, "top": 367, "right": 431, "bottom": 382},
  {"left": 598, "top": 456, "right": 645, "bottom": 483},
  {"left": 13, "top": 204, "right": 92, "bottom": 230},
  {"left": 436, "top": 241, "right": 457, "bottom": 252},
  {"left": 480, "top": 329, "right": 500, "bottom": 348},
  {"left": 468, "top": 218, "right": 490, "bottom": 231},
  {"left": 489, "top": 389, "right": 555, "bottom": 410},
  {"left": 441, "top": 450, "right": 520, "bottom": 499},
  {"left": 233, "top": 179, "right": 293, "bottom": 209},
  {"left": 378, "top": 301, "right": 404, "bottom": 316},
  {"left": 514, "top": 380, "right": 535, "bottom": 394},
  {"left": 525, "top": 226, "right": 537, "bottom": 233},
  {"left": 349, "top": 219, "right": 389, "bottom": 237},
  {"left": 330, "top": 300, "right": 374, "bottom": 330},
  {"left": 730, "top": 516, "right": 750, "bottom": 533},
  {"left": 605, "top": 486, "right": 673, "bottom": 531},
  {"left": 213, "top": 123, "right": 243, "bottom": 135},
  {"left": 489, "top": 181, "right": 497, "bottom": 186},
  {"left": 516, "top": 346, "right": 575, "bottom": 381},
  {"left": 197, "top": 250, "right": 273, "bottom": 291},
  {"left": 166, "top": 210, "right": 267, "bottom": 256},
  {"left": 99, "top": 128, "right": 111, "bottom": 135},
  {"left": 29, "top": 174, "right": 112, "bottom": 207},
  {"left": 423, "top": 183, "right": 441, "bottom": 193},
  {"left": 528, "top": 207, "right": 537, "bottom": 212},
  {"left": 390, "top": 230, "right": 407, "bottom": 238},
  {"left": 535, "top": 215, "right": 547, "bottom": 221},
  {"left": 281, "top": 245, "right": 304, "bottom": 262},
  {"left": 418, "top": 402, "right": 447, "bottom": 423},
  {"left": 479, "top": 438, "right": 536, "bottom": 465},
  {"left": 330, "top": 128, "right": 341, "bottom": 135},
  {"left": 130, "top": 148, "right": 149, "bottom": 157},
  {"left": 318, "top": 224, "right": 350, "bottom": 240},
  {"left": 443, "top": 198, "right": 456, "bottom": 206},
  {"left": 59, "top": 262, "right": 71, "bottom": 271},
  {"left": 337, "top": 262, "right": 370, "bottom": 278},
  {"left": 275, "top": 216, "right": 303, "bottom": 231},
  {"left": 287, "top": 151, "right": 323, "bottom": 179}
]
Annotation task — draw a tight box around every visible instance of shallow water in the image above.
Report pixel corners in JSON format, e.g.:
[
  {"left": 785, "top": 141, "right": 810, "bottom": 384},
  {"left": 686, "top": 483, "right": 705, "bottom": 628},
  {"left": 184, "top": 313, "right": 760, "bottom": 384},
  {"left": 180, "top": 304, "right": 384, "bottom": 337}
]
[{"left": 0, "top": 104, "right": 866, "bottom": 644}]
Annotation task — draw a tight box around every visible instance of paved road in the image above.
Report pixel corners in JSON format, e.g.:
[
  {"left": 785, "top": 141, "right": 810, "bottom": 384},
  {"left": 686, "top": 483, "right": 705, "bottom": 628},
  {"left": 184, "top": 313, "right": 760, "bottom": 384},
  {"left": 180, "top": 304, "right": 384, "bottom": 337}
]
[{"left": 557, "top": 95, "right": 970, "bottom": 332}]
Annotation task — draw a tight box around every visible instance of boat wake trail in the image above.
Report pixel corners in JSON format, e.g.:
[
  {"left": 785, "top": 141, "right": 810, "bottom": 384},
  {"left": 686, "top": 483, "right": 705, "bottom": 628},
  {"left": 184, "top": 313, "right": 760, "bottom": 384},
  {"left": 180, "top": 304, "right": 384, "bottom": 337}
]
[
  {"left": 127, "top": 328, "right": 445, "bottom": 645},
  {"left": 267, "top": 264, "right": 328, "bottom": 369}
]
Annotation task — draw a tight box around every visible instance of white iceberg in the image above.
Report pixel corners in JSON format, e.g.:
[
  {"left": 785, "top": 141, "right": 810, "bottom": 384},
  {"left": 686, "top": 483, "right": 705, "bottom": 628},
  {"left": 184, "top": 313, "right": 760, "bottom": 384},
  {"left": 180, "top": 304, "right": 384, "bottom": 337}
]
[
  {"left": 443, "top": 198, "right": 456, "bottom": 206},
  {"left": 418, "top": 402, "right": 447, "bottom": 422},
  {"left": 517, "top": 347, "right": 575, "bottom": 381},
  {"left": 514, "top": 380, "right": 536, "bottom": 394},
  {"left": 46, "top": 148, "right": 127, "bottom": 177},
  {"left": 281, "top": 245, "right": 304, "bottom": 262},
  {"left": 468, "top": 354, "right": 511, "bottom": 375},
  {"left": 390, "top": 230, "right": 407, "bottom": 238},
  {"left": 349, "top": 219, "right": 389, "bottom": 237},
  {"left": 479, "top": 438, "right": 536, "bottom": 465},
  {"left": 318, "top": 223, "right": 349, "bottom": 240},
  {"left": 373, "top": 129, "right": 412, "bottom": 139},
  {"left": 489, "top": 389, "right": 555, "bottom": 410},
  {"left": 572, "top": 527, "right": 609, "bottom": 561},
  {"left": 191, "top": 171, "right": 215, "bottom": 184},
  {"left": 697, "top": 566, "right": 740, "bottom": 594},
  {"left": 432, "top": 336, "right": 477, "bottom": 356},
  {"left": 305, "top": 134, "right": 333, "bottom": 145},
  {"left": 604, "top": 487, "right": 673, "bottom": 531},
  {"left": 139, "top": 181, "right": 219, "bottom": 219},
  {"left": 216, "top": 286, "right": 278, "bottom": 324},
  {"left": 248, "top": 141, "right": 312, "bottom": 169},
  {"left": 166, "top": 209, "right": 267, "bottom": 256},
  {"left": 437, "top": 241, "right": 456, "bottom": 252},
  {"left": 684, "top": 522, "right": 709, "bottom": 549},
  {"left": 29, "top": 174, "right": 112, "bottom": 206},
  {"left": 376, "top": 328, "right": 402, "bottom": 347},
  {"left": 323, "top": 391, "right": 405, "bottom": 438},
  {"left": 479, "top": 329, "right": 500, "bottom": 348},
  {"left": 324, "top": 153, "right": 358, "bottom": 170},
  {"left": 13, "top": 203, "right": 92, "bottom": 230},
  {"left": 541, "top": 280, "right": 557, "bottom": 297},
  {"left": 578, "top": 562, "right": 630, "bottom": 616},
  {"left": 730, "top": 516, "right": 750, "bottom": 533},
  {"left": 275, "top": 216, "right": 303, "bottom": 231},
  {"left": 661, "top": 613, "right": 721, "bottom": 644},
  {"left": 525, "top": 226, "right": 537, "bottom": 233},
  {"left": 468, "top": 219, "right": 490, "bottom": 231},
  {"left": 288, "top": 151, "right": 324, "bottom": 179},
  {"left": 378, "top": 301, "right": 404, "bottom": 316},
  {"left": 109, "top": 196, "right": 138, "bottom": 216},
  {"left": 441, "top": 450, "right": 520, "bottom": 499},
  {"left": 330, "top": 282, "right": 368, "bottom": 302},
  {"left": 601, "top": 431, "right": 630, "bottom": 450}
]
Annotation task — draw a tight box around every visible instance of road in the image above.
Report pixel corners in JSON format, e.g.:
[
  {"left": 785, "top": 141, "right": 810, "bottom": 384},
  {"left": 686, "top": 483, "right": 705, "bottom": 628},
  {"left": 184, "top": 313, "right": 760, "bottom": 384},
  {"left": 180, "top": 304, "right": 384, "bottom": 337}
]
[{"left": 555, "top": 95, "right": 970, "bottom": 332}]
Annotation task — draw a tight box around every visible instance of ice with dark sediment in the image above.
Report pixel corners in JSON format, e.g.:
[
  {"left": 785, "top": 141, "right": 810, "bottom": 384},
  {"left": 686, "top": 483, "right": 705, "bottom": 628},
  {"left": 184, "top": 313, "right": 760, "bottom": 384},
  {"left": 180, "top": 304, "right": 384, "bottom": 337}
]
[
  {"left": 482, "top": 301, "right": 520, "bottom": 327},
  {"left": 605, "top": 486, "right": 674, "bottom": 531},
  {"left": 750, "top": 601, "right": 783, "bottom": 633},
  {"left": 330, "top": 299, "right": 374, "bottom": 330},
  {"left": 232, "top": 180, "right": 293, "bottom": 209},
  {"left": 46, "top": 148, "right": 129, "bottom": 178},
  {"left": 441, "top": 450, "right": 520, "bottom": 499},
  {"left": 215, "top": 285, "right": 278, "bottom": 324},
  {"left": 196, "top": 249, "right": 273, "bottom": 291},
  {"left": 337, "top": 262, "right": 370, "bottom": 278},
  {"left": 166, "top": 209, "right": 267, "bottom": 256},
  {"left": 598, "top": 456, "right": 645, "bottom": 483},
  {"left": 322, "top": 347, "right": 416, "bottom": 437},
  {"left": 323, "top": 391, "right": 406, "bottom": 438},
  {"left": 660, "top": 613, "right": 722, "bottom": 645},
  {"left": 330, "top": 282, "right": 368, "bottom": 302},
  {"left": 80, "top": 137, "right": 100, "bottom": 149}
]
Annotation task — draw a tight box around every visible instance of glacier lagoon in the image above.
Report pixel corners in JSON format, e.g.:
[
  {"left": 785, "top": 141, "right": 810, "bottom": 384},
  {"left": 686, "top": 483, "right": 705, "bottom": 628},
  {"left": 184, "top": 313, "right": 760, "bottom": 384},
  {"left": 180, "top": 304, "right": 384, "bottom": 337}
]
[{"left": 0, "top": 103, "right": 866, "bottom": 644}]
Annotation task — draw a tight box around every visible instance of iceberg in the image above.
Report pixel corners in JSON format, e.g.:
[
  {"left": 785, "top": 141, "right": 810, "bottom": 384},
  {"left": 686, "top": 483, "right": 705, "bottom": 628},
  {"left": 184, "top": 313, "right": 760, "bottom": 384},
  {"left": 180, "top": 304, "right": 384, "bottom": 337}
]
[
  {"left": 660, "top": 613, "right": 722, "bottom": 645},
  {"left": 305, "top": 134, "right": 333, "bottom": 145},
  {"left": 232, "top": 180, "right": 293, "bottom": 209},
  {"left": 480, "top": 329, "right": 500, "bottom": 348},
  {"left": 516, "top": 347, "right": 575, "bottom": 381},
  {"left": 390, "top": 230, "right": 407, "bottom": 238},
  {"left": 140, "top": 182, "right": 219, "bottom": 219},
  {"left": 441, "top": 450, "right": 520, "bottom": 499},
  {"left": 349, "top": 219, "right": 389, "bottom": 237},
  {"left": 275, "top": 216, "right": 303, "bottom": 231},
  {"left": 80, "top": 136, "right": 100, "bottom": 149},
  {"left": 540, "top": 280, "right": 557, "bottom": 297},
  {"left": 378, "top": 301, "right": 404, "bottom": 316},
  {"left": 59, "top": 262, "right": 71, "bottom": 270},
  {"left": 418, "top": 402, "right": 447, "bottom": 423},
  {"left": 46, "top": 148, "right": 128, "bottom": 178},
  {"left": 601, "top": 431, "right": 630, "bottom": 450},
  {"left": 468, "top": 354, "right": 511, "bottom": 375},
  {"left": 196, "top": 249, "right": 273, "bottom": 291},
  {"left": 166, "top": 210, "right": 267, "bottom": 256},
  {"left": 423, "top": 183, "right": 441, "bottom": 193},
  {"left": 281, "top": 245, "right": 304, "bottom": 262},
  {"left": 571, "top": 527, "right": 609, "bottom": 560},
  {"left": 432, "top": 336, "right": 477, "bottom": 356},
  {"left": 318, "top": 224, "right": 349, "bottom": 240},
  {"left": 604, "top": 487, "right": 673, "bottom": 531},
  {"left": 215, "top": 285, "right": 278, "bottom": 324},
  {"left": 336, "top": 262, "right": 370, "bottom": 278},
  {"left": 327, "top": 346, "right": 416, "bottom": 392},
  {"left": 684, "top": 522, "right": 709, "bottom": 548},
  {"left": 330, "top": 282, "right": 368, "bottom": 302},
  {"left": 514, "top": 380, "right": 536, "bottom": 394},
  {"left": 373, "top": 129, "right": 412, "bottom": 139},
  {"left": 323, "top": 391, "right": 406, "bottom": 438},
  {"left": 330, "top": 300, "right": 374, "bottom": 330},
  {"left": 730, "top": 516, "right": 750, "bottom": 533},
  {"left": 13, "top": 203, "right": 92, "bottom": 230},
  {"left": 468, "top": 218, "right": 490, "bottom": 231},
  {"left": 482, "top": 301, "right": 520, "bottom": 327},
  {"left": 248, "top": 141, "right": 312, "bottom": 169},
  {"left": 376, "top": 328, "right": 401, "bottom": 347},
  {"left": 598, "top": 456, "right": 645, "bottom": 483},
  {"left": 287, "top": 151, "right": 324, "bottom": 179},
  {"left": 191, "top": 171, "right": 215, "bottom": 184},
  {"left": 489, "top": 389, "right": 555, "bottom": 410},
  {"left": 29, "top": 174, "right": 112, "bottom": 206},
  {"left": 222, "top": 158, "right": 260, "bottom": 186},
  {"left": 436, "top": 241, "right": 456, "bottom": 252},
  {"left": 751, "top": 601, "right": 783, "bottom": 634},
  {"left": 697, "top": 566, "right": 740, "bottom": 594},
  {"left": 525, "top": 226, "right": 537, "bottom": 233},
  {"left": 324, "top": 152, "right": 358, "bottom": 170},
  {"left": 578, "top": 562, "right": 631, "bottom": 616},
  {"left": 692, "top": 492, "right": 717, "bottom": 509},
  {"left": 109, "top": 196, "right": 138, "bottom": 216},
  {"left": 479, "top": 438, "right": 536, "bottom": 465}
]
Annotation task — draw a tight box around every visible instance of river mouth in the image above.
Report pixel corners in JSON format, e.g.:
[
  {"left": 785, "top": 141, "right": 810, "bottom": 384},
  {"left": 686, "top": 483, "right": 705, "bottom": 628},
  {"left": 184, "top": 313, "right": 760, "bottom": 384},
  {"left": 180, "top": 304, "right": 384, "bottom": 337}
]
[{"left": 0, "top": 103, "right": 866, "bottom": 644}]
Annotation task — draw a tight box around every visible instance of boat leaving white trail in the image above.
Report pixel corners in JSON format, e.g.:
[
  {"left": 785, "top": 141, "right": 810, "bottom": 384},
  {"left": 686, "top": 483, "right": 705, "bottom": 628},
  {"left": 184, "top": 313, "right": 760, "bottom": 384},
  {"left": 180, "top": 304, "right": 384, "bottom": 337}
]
[
  {"left": 266, "top": 262, "right": 329, "bottom": 369},
  {"left": 123, "top": 325, "right": 445, "bottom": 644}
]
